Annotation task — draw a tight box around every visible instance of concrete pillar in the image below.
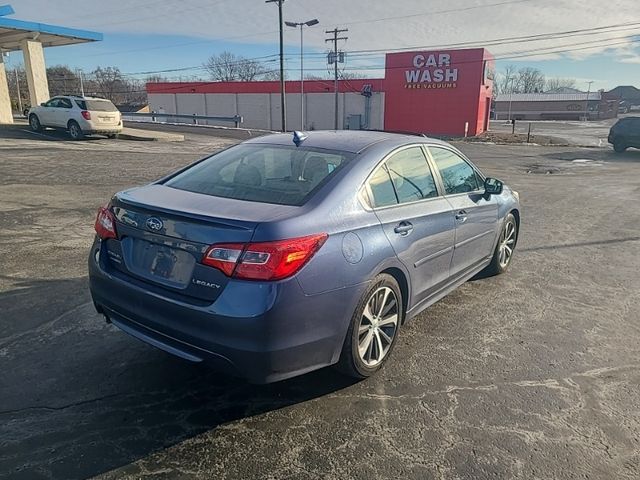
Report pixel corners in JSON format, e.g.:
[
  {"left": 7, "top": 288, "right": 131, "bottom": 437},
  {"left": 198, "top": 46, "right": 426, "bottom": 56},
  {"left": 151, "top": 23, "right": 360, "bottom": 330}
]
[
  {"left": 0, "top": 54, "right": 13, "bottom": 124},
  {"left": 21, "top": 39, "right": 49, "bottom": 107}
]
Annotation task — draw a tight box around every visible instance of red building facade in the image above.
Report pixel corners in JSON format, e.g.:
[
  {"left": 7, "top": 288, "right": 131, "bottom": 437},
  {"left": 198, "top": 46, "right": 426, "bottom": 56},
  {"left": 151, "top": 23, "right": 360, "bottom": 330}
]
[
  {"left": 146, "top": 48, "right": 494, "bottom": 136},
  {"left": 384, "top": 48, "right": 494, "bottom": 136}
]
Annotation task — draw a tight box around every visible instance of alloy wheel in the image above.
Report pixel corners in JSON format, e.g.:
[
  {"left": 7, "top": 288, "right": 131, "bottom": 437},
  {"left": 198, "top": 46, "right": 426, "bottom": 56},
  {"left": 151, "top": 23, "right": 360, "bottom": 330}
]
[
  {"left": 357, "top": 286, "right": 399, "bottom": 367},
  {"left": 498, "top": 219, "right": 517, "bottom": 268},
  {"left": 69, "top": 123, "right": 81, "bottom": 139}
]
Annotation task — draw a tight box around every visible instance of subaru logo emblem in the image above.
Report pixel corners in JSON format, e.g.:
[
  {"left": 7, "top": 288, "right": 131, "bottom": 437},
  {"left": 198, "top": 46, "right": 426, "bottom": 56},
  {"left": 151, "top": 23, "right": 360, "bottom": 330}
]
[{"left": 146, "top": 217, "right": 163, "bottom": 231}]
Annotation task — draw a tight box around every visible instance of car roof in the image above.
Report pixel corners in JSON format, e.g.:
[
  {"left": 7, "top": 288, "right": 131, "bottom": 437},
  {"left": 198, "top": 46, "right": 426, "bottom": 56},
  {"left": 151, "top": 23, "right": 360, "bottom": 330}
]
[
  {"left": 243, "top": 130, "right": 451, "bottom": 154},
  {"left": 54, "top": 95, "right": 112, "bottom": 101}
]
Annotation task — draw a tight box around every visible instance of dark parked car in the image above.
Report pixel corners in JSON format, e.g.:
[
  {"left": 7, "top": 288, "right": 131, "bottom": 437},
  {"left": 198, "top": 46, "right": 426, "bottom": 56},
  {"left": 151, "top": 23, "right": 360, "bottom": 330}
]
[
  {"left": 608, "top": 117, "right": 640, "bottom": 152},
  {"left": 89, "top": 131, "right": 521, "bottom": 383}
]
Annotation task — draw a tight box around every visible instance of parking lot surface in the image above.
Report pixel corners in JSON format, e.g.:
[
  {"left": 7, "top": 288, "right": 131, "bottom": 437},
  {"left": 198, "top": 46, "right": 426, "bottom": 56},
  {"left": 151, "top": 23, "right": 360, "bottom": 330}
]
[
  {"left": 489, "top": 116, "right": 628, "bottom": 147},
  {"left": 1, "top": 125, "right": 639, "bottom": 480}
]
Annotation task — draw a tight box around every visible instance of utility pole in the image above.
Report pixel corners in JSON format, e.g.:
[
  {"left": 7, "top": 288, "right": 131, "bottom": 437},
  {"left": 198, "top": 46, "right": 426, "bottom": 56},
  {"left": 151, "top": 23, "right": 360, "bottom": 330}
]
[
  {"left": 584, "top": 80, "right": 594, "bottom": 121},
  {"left": 77, "top": 68, "right": 85, "bottom": 97},
  {"left": 14, "top": 68, "right": 22, "bottom": 114},
  {"left": 266, "top": 0, "right": 287, "bottom": 132},
  {"left": 325, "top": 28, "right": 348, "bottom": 130}
]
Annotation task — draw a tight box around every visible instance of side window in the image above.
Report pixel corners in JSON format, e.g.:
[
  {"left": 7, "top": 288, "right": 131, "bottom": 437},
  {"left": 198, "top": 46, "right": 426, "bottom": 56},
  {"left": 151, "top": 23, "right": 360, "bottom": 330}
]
[
  {"left": 385, "top": 147, "right": 438, "bottom": 204},
  {"left": 45, "top": 98, "right": 59, "bottom": 108},
  {"left": 429, "top": 147, "right": 481, "bottom": 195},
  {"left": 368, "top": 165, "right": 397, "bottom": 208},
  {"left": 58, "top": 98, "right": 72, "bottom": 109}
]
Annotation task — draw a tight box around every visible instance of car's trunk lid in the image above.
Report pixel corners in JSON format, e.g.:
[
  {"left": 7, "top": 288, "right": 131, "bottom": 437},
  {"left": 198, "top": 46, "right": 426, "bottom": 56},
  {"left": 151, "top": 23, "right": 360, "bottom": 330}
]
[{"left": 105, "top": 184, "right": 296, "bottom": 302}]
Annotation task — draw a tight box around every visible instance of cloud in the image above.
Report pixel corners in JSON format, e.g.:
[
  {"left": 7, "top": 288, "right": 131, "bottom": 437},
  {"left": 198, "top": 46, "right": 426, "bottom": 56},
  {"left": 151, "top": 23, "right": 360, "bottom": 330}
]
[{"left": 11, "top": 0, "right": 639, "bottom": 67}]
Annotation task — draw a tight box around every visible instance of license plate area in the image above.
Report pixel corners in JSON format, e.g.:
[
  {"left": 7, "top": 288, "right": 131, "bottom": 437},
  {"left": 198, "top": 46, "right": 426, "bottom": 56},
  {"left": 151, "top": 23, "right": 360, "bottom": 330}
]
[{"left": 121, "top": 237, "right": 195, "bottom": 289}]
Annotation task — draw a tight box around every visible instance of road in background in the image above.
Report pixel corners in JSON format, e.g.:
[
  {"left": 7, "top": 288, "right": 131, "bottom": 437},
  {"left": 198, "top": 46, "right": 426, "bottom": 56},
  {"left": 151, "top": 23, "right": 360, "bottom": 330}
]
[{"left": 1, "top": 127, "right": 639, "bottom": 480}]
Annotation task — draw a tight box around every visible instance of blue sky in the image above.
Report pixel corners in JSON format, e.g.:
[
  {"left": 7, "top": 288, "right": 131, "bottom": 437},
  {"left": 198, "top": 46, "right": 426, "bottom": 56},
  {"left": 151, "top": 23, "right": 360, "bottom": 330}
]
[{"left": 5, "top": 0, "right": 640, "bottom": 90}]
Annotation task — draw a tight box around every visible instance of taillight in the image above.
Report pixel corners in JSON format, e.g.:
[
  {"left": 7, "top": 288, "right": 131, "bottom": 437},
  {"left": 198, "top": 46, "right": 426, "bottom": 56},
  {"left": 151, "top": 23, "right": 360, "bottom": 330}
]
[
  {"left": 81, "top": 110, "right": 91, "bottom": 120},
  {"left": 94, "top": 206, "right": 117, "bottom": 240},
  {"left": 202, "top": 234, "right": 328, "bottom": 281}
]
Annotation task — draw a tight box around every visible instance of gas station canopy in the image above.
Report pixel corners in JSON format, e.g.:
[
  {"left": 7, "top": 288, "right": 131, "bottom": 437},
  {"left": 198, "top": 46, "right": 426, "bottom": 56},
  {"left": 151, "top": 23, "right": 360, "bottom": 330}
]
[
  {"left": 0, "top": 4, "right": 102, "bottom": 51},
  {"left": 0, "top": 4, "right": 103, "bottom": 124}
]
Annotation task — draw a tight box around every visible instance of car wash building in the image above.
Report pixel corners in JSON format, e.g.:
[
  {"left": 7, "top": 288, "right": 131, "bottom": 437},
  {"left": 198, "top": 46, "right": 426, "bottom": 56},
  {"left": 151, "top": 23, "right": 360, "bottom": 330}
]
[{"left": 146, "top": 48, "right": 494, "bottom": 137}]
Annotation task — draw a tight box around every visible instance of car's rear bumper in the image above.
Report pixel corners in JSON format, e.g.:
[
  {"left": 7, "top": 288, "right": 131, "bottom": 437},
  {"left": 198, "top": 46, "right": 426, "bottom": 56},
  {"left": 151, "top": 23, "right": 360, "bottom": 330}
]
[{"left": 88, "top": 238, "right": 365, "bottom": 383}]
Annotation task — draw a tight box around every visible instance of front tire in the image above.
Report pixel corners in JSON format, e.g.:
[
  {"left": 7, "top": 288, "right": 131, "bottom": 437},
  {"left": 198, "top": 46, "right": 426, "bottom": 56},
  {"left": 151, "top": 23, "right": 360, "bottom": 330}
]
[
  {"left": 482, "top": 213, "right": 518, "bottom": 276},
  {"left": 68, "top": 121, "right": 84, "bottom": 140},
  {"left": 337, "top": 273, "right": 402, "bottom": 379},
  {"left": 29, "top": 114, "right": 42, "bottom": 132},
  {"left": 613, "top": 140, "right": 627, "bottom": 153}
]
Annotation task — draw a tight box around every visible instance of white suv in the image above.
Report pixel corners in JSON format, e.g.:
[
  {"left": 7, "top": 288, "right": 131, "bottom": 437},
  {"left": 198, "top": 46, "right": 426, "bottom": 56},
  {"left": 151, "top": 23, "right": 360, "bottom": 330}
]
[{"left": 28, "top": 95, "right": 123, "bottom": 140}]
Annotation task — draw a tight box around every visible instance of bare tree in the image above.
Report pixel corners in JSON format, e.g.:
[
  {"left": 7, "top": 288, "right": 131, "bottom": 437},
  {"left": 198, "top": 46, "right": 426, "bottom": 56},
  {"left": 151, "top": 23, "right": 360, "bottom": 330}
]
[
  {"left": 516, "top": 67, "right": 546, "bottom": 93},
  {"left": 204, "top": 51, "right": 264, "bottom": 81},
  {"left": 237, "top": 58, "right": 264, "bottom": 81},
  {"left": 340, "top": 71, "right": 367, "bottom": 79},
  {"left": 7, "top": 67, "right": 28, "bottom": 110},
  {"left": 47, "top": 65, "right": 81, "bottom": 97},
  {"left": 91, "top": 66, "right": 127, "bottom": 101},
  {"left": 545, "top": 77, "right": 577, "bottom": 92},
  {"left": 145, "top": 74, "right": 168, "bottom": 83},
  {"left": 495, "top": 64, "right": 518, "bottom": 95},
  {"left": 261, "top": 69, "right": 287, "bottom": 81}
]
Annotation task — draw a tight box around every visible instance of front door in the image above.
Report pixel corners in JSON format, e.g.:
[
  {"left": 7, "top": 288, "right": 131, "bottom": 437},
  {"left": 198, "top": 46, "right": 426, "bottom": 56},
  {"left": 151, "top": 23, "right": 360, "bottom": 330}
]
[
  {"left": 427, "top": 146, "right": 499, "bottom": 277},
  {"left": 38, "top": 98, "right": 58, "bottom": 125},
  {"left": 367, "top": 146, "right": 455, "bottom": 306},
  {"left": 52, "top": 97, "right": 73, "bottom": 127}
]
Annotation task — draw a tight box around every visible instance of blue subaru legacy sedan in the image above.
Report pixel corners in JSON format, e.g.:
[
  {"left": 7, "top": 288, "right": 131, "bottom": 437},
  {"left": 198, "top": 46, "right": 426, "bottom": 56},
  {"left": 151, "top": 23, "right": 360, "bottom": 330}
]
[{"left": 89, "top": 131, "right": 520, "bottom": 383}]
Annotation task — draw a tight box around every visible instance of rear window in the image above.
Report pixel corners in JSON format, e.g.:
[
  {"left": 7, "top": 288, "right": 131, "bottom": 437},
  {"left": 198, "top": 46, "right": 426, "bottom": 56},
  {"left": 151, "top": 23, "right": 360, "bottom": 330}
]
[
  {"left": 75, "top": 99, "right": 118, "bottom": 112},
  {"left": 164, "top": 144, "right": 355, "bottom": 206}
]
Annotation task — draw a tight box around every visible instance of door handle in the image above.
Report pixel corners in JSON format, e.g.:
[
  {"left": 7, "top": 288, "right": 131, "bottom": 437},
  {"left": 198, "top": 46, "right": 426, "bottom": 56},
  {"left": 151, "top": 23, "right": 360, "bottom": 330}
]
[
  {"left": 394, "top": 221, "right": 414, "bottom": 235},
  {"left": 455, "top": 210, "right": 468, "bottom": 222}
]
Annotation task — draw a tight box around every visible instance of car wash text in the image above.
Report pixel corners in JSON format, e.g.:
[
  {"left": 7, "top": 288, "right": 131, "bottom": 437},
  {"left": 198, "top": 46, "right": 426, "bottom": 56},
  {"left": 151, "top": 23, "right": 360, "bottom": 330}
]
[{"left": 404, "top": 53, "right": 458, "bottom": 89}]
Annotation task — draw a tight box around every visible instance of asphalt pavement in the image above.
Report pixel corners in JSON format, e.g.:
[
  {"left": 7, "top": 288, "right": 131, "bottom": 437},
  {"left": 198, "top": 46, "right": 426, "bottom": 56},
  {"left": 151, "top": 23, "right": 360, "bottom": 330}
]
[{"left": 1, "top": 124, "right": 639, "bottom": 480}]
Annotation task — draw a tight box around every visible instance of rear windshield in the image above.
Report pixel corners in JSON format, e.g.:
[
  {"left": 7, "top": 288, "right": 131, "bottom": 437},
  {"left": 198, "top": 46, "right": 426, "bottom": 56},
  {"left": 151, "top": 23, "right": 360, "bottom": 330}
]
[
  {"left": 75, "top": 99, "right": 118, "bottom": 112},
  {"left": 164, "top": 144, "right": 355, "bottom": 206}
]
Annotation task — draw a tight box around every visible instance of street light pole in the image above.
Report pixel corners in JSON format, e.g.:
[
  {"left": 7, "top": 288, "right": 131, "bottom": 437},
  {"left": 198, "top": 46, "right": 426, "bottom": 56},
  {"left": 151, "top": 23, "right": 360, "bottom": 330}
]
[
  {"left": 285, "top": 18, "right": 319, "bottom": 130},
  {"left": 266, "top": 0, "right": 287, "bottom": 132},
  {"left": 507, "top": 77, "right": 514, "bottom": 122}
]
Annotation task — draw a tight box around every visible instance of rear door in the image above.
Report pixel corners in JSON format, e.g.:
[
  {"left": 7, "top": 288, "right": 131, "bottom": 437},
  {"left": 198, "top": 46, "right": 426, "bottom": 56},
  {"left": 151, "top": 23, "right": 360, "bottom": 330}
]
[
  {"left": 367, "top": 145, "right": 455, "bottom": 305},
  {"left": 427, "top": 146, "right": 499, "bottom": 278}
]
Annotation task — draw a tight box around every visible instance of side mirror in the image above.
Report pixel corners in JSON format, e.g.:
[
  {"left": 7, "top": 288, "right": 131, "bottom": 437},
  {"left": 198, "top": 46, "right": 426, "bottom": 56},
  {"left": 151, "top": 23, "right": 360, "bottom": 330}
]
[
  {"left": 484, "top": 177, "right": 503, "bottom": 196},
  {"left": 40, "top": 102, "right": 47, "bottom": 107}
]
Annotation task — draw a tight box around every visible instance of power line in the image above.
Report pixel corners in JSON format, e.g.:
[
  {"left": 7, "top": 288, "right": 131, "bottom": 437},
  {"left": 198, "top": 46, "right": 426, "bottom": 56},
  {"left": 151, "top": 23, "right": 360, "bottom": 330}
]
[{"left": 66, "top": 0, "right": 539, "bottom": 58}]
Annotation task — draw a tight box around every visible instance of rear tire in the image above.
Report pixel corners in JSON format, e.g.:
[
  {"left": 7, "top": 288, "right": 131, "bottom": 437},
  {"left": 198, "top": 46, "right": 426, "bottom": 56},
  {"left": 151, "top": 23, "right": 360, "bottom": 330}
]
[
  {"left": 613, "top": 140, "right": 627, "bottom": 153},
  {"left": 337, "top": 273, "right": 402, "bottom": 379},
  {"left": 29, "top": 114, "right": 42, "bottom": 132},
  {"left": 68, "top": 121, "right": 84, "bottom": 140},
  {"left": 482, "top": 213, "right": 518, "bottom": 276}
]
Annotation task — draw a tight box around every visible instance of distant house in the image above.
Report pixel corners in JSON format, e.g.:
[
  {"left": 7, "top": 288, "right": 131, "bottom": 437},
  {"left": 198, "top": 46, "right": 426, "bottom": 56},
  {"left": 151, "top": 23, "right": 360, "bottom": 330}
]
[
  {"left": 494, "top": 92, "right": 619, "bottom": 121},
  {"left": 606, "top": 86, "right": 640, "bottom": 106}
]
